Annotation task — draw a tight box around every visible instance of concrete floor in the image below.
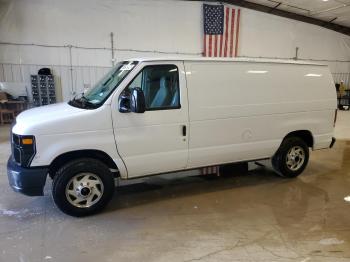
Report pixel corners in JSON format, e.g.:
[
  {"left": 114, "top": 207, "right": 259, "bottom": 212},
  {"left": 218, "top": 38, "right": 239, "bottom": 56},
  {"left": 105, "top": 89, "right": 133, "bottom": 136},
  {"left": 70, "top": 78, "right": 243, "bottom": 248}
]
[{"left": 0, "top": 112, "right": 350, "bottom": 262}]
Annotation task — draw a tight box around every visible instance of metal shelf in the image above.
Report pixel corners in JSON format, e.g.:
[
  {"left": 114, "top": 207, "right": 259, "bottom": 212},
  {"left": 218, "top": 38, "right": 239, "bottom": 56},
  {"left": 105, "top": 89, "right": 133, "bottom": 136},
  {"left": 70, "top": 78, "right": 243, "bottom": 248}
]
[{"left": 31, "top": 75, "right": 56, "bottom": 107}]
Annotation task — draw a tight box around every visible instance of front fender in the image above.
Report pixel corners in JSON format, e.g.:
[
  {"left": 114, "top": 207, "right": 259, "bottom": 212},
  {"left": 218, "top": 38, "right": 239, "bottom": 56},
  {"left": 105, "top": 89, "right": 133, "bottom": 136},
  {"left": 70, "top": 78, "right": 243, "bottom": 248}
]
[{"left": 30, "top": 129, "right": 128, "bottom": 178}]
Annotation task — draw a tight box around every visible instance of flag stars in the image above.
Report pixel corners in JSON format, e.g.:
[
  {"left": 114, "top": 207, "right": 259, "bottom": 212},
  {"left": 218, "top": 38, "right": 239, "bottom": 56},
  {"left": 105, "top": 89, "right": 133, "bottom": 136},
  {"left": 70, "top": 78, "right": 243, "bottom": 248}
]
[
  {"left": 204, "top": 4, "right": 224, "bottom": 35},
  {"left": 203, "top": 4, "right": 241, "bottom": 57}
]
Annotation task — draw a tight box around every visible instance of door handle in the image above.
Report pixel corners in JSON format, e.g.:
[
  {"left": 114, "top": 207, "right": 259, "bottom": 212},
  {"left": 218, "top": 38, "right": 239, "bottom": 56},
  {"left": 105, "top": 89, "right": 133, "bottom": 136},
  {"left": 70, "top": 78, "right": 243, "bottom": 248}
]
[{"left": 182, "top": 125, "right": 187, "bottom": 136}]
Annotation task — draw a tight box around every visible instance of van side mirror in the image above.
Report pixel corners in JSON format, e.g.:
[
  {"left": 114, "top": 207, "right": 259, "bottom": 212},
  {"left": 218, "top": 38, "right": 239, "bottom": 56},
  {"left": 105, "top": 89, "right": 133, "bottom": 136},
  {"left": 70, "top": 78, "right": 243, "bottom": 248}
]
[
  {"left": 130, "top": 87, "right": 146, "bottom": 113},
  {"left": 118, "top": 92, "right": 131, "bottom": 113}
]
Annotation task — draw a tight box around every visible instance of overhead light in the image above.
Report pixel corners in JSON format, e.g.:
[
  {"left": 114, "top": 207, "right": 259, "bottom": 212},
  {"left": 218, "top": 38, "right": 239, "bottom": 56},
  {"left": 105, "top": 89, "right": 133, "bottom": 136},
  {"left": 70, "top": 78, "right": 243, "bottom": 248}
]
[
  {"left": 247, "top": 70, "right": 268, "bottom": 74},
  {"left": 322, "top": 0, "right": 329, "bottom": 2},
  {"left": 305, "top": 73, "right": 322, "bottom": 77}
]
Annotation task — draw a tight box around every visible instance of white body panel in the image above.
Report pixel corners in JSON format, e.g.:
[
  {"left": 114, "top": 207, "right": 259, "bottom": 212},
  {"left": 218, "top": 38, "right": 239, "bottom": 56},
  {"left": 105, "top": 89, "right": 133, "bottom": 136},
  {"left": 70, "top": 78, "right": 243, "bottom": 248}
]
[
  {"left": 184, "top": 61, "right": 336, "bottom": 168},
  {"left": 11, "top": 57, "right": 337, "bottom": 179},
  {"left": 111, "top": 61, "right": 189, "bottom": 178},
  {"left": 13, "top": 103, "right": 127, "bottom": 177}
]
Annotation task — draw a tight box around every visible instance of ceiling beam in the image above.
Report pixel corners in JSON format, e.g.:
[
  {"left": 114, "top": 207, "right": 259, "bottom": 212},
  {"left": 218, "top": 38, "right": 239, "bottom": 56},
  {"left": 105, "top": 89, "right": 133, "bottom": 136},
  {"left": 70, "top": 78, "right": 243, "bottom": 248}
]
[{"left": 189, "top": 0, "right": 350, "bottom": 36}]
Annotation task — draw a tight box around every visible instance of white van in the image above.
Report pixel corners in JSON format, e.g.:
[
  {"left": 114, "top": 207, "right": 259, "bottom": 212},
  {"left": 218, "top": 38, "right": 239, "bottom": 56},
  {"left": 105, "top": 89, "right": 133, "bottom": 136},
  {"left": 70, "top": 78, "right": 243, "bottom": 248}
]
[{"left": 7, "top": 58, "right": 337, "bottom": 216}]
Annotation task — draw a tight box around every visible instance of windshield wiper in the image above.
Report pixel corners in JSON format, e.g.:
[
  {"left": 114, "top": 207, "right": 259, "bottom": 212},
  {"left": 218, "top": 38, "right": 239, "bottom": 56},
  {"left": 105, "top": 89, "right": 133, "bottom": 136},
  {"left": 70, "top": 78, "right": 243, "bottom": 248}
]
[
  {"left": 80, "top": 95, "right": 98, "bottom": 109},
  {"left": 68, "top": 96, "right": 82, "bottom": 107},
  {"left": 68, "top": 94, "right": 97, "bottom": 109}
]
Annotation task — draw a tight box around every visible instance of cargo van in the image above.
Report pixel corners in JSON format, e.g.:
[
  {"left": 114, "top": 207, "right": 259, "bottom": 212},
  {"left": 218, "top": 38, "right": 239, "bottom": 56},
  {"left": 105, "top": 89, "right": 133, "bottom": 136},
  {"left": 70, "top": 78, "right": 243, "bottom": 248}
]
[{"left": 7, "top": 58, "right": 337, "bottom": 216}]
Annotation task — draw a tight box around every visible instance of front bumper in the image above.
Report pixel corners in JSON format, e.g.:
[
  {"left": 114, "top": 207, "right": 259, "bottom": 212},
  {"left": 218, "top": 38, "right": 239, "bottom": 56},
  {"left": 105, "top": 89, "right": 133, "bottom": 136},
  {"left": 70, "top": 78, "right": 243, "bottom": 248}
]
[{"left": 7, "top": 157, "right": 48, "bottom": 196}]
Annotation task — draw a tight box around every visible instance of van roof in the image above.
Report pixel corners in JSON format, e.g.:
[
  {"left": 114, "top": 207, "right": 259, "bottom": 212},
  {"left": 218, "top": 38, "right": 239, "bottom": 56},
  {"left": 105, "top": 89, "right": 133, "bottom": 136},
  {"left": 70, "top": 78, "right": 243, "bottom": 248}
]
[{"left": 125, "top": 57, "right": 327, "bottom": 66}]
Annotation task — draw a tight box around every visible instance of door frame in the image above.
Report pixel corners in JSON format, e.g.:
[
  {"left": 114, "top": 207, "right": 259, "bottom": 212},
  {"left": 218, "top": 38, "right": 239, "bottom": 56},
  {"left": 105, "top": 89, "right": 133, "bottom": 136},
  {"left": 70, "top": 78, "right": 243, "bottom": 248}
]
[{"left": 110, "top": 60, "right": 190, "bottom": 178}]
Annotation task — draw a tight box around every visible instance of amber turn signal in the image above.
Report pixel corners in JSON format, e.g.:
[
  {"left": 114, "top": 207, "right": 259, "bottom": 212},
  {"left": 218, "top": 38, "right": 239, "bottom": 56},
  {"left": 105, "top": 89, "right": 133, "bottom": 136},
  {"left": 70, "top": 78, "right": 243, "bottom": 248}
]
[{"left": 22, "top": 138, "right": 33, "bottom": 145}]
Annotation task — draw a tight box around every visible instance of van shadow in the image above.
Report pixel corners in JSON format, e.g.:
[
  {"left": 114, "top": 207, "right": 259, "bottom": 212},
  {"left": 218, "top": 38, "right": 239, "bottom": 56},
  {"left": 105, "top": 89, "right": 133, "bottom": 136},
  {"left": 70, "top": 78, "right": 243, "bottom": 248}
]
[{"left": 104, "top": 165, "right": 328, "bottom": 216}]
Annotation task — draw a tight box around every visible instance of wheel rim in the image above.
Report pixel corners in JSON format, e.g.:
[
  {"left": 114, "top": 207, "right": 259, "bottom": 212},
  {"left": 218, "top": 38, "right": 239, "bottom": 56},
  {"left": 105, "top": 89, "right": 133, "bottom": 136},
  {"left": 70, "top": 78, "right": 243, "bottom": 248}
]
[
  {"left": 65, "top": 173, "right": 104, "bottom": 208},
  {"left": 286, "top": 146, "right": 305, "bottom": 171}
]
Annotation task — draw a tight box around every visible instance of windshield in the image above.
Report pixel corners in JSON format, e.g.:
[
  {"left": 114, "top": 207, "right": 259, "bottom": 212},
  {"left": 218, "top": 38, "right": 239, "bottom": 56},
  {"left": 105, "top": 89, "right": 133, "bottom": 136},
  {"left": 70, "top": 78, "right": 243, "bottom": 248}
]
[{"left": 69, "top": 61, "right": 138, "bottom": 109}]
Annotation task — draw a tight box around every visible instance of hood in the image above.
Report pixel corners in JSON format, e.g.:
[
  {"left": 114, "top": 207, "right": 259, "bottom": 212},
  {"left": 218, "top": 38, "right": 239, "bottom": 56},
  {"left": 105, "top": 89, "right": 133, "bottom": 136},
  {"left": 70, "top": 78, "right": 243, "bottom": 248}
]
[
  {"left": 16, "top": 102, "right": 84, "bottom": 124},
  {"left": 13, "top": 102, "right": 112, "bottom": 135}
]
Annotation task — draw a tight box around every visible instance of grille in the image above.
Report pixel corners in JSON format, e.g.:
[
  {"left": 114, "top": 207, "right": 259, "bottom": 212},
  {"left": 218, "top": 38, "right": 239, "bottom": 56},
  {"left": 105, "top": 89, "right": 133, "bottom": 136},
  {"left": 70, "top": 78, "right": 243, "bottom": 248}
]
[
  {"left": 12, "top": 134, "right": 20, "bottom": 146},
  {"left": 11, "top": 134, "right": 36, "bottom": 167},
  {"left": 13, "top": 147, "right": 21, "bottom": 164},
  {"left": 12, "top": 134, "right": 21, "bottom": 164}
]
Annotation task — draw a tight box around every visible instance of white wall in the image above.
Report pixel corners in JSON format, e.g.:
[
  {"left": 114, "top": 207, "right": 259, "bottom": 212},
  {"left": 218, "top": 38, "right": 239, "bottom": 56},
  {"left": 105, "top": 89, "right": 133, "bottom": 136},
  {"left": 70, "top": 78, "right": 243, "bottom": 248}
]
[
  {"left": 1, "top": 0, "right": 350, "bottom": 100},
  {"left": 0, "top": 0, "right": 204, "bottom": 66},
  {"left": 240, "top": 9, "right": 350, "bottom": 73}
]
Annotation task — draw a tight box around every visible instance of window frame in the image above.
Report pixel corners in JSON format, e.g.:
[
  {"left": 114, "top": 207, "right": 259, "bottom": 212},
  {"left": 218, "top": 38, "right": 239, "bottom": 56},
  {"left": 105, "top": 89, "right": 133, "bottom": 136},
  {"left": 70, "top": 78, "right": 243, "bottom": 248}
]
[
  {"left": 74, "top": 61, "right": 138, "bottom": 109},
  {"left": 121, "top": 64, "right": 181, "bottom": 112}
]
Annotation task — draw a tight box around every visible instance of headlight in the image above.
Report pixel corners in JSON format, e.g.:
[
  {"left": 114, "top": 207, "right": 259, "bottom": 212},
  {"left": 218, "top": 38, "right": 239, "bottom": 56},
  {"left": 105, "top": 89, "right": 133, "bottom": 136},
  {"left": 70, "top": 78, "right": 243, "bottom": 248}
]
[{"left": 11, "top": 134, "right": 36, "bottom": 167}]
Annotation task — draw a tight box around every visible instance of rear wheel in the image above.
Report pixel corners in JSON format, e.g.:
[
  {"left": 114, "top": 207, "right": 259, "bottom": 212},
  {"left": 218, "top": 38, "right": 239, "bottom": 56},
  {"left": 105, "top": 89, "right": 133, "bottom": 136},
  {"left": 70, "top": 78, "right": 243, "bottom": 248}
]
[
  {"left": 272, "top": 137, "right": 309, "bottom": 178},
  {"left": 52, "top": 158, "right": 114, "bottom": 217}
]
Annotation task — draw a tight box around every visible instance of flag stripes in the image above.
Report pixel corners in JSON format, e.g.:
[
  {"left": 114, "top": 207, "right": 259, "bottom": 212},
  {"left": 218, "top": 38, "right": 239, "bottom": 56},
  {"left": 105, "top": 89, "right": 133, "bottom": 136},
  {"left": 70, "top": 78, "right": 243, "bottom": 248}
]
[{"left": 203, "top": 5, "right": 241, "bottom": 58}]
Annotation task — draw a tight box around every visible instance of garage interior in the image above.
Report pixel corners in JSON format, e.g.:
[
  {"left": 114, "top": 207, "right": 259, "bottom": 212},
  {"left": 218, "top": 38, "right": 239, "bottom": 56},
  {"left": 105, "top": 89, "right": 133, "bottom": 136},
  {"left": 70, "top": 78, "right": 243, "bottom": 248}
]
[{"left": 1, "top": 0, "right": 350, "bottom": 261}]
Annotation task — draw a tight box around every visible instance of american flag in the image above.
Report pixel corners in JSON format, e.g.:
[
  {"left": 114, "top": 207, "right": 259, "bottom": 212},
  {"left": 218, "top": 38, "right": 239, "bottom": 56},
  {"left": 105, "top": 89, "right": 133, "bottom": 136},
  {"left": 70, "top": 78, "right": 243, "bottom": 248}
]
[{"left": 203, "top": 4, "right": 241, "bottom": 57}]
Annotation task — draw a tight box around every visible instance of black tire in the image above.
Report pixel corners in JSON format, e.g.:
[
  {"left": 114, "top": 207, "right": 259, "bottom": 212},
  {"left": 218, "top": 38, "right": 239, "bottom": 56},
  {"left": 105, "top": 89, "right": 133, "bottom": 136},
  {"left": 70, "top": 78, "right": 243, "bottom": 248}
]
[
  {"left": 52, "top": 158, "right": 114, "bottom": 217},
  {"left": 272, "top": 137, "right": 309, "bottom": 178}
]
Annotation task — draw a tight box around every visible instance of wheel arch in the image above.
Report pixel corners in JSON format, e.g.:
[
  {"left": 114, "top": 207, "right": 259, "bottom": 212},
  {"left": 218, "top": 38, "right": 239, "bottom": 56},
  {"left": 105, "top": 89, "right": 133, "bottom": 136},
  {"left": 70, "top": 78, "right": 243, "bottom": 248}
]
[
  {"left": 48, "top": 149, "right": 119, "bottom": 179},
  {"left": 284, "top": 130, "right": 314, "bottom": 148}
]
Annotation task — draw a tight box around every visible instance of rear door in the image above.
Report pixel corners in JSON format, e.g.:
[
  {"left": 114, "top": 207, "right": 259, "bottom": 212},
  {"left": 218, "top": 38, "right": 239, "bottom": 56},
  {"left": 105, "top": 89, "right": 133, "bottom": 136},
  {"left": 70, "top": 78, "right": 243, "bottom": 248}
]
[{"left": 111, "top": 61, "right": 189, "bottom": 178}]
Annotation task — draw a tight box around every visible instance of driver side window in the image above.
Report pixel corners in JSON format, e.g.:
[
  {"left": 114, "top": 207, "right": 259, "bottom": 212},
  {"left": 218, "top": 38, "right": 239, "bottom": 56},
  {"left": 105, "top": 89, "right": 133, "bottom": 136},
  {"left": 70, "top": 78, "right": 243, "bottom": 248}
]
[{"left": 125, "top": 64, "right": 180, "bottom": 110}]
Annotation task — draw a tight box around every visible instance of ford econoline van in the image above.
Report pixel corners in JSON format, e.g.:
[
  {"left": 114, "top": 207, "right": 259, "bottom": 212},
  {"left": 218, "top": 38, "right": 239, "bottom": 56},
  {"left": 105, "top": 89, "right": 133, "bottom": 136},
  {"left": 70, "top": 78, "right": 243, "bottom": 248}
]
[{"left": 7, "top": 58, "right": 337, "bottom": 216}]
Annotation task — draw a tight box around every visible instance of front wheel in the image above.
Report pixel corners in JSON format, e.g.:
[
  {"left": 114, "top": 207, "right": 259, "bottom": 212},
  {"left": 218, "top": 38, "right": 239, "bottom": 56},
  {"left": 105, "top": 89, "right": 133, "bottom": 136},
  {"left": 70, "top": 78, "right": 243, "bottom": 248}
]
[
  {"left": 52, "top": 158, "right": 115, "bottom": 217},
  {"left": 272, "top": 137, "right": 309, "bottom": 178}
]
